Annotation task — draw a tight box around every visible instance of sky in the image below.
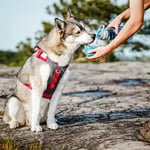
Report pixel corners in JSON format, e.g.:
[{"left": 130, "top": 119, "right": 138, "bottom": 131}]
[
  {"left": 0, "top": 0, "right": 56, "bottom": 51},
  {"left": 0, "top": 0, "right": 149, "bottom": 51}
]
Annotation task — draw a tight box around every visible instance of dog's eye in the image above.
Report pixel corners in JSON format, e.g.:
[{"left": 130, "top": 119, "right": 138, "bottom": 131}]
[{"left": 76, "top": 31, "right": 81, "bottom": 34}]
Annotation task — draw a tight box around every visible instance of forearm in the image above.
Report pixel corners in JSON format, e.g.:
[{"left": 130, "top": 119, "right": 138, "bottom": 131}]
[
  {"left": 107, "top": 0, "right": 144, "bottom": 51},
  {"left": 116, "top": 0, "right": 149, "bottom": 21},
  {"left": 87, "top": 0, "right": 148, "bottom": 60},
  {"left": 107, "top": 18, "right": 143, "bottom": 50}
]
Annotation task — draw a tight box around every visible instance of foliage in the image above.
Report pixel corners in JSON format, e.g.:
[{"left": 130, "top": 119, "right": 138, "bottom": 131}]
[
  {"left": 0, "top": 138, "right": 42, "bottom": 150},
  {"left": 0, "top": 138, "right": 18, "bottom": 150},
  {"left": 0, "top": 0, "right": 149, "bottom": 66},
  {"left": 47, "top": 0, "right": 127, "bottom": 29},
  {"left": 0, "top": 38, "right": 34, "bottom": 66},
  {"left": 26, "top": 141, "right": 42, "bottom": 150},
  {"left": 45, "top": 0, "right": 128, "bottom": 63}
]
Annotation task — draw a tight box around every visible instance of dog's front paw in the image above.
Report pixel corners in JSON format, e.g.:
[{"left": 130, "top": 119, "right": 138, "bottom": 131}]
[
  {"left": 48, "top": 123, "right": 59, "bottom": 130},
  {"left": 9, "top": 121, "right": 19, "bottom": 129},
  {"left": 31, "top": 125, "right": 42, "bottom": 132}
]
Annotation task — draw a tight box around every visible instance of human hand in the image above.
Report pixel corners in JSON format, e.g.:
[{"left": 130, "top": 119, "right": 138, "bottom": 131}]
[
  {"left": 86, "top": 45, "right": 112, "bottom": 60},
  {"left": 106, "top": 17, "right": 122, "bottom": 34}
]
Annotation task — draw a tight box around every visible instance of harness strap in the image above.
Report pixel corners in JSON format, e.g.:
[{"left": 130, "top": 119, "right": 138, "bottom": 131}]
[
  {"left": 19, "top": 47, "right": 68, "bottom": 99},
  {"left": 22, "top": 67, "right": 62, "bottom": 98},
  {"left": 43, "top": 68, "right": 61, "bottom": 98},
  {"left": 35, "top": 47, "right": 49, "bottom": 61},
  {"left": 24, "top": 84, "right": 32, "bottom": 90},
  {"left": 35, "top": 47, "right": 58, "bottom": 65}
]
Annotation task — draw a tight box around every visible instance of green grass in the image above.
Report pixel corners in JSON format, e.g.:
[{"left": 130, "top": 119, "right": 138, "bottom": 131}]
[
  {"left": 0, "top": 138, "right": 42, "bottom": 150},
  {"left": 26, "top": 142, "right": 42, "bottom": 150},
  {"left": 0, "top": 138, "right": 18, "bottom": 150}
]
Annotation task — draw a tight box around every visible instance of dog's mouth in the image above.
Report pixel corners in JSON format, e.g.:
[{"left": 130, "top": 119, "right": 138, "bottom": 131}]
[
  {"left": 83, "top": 38, "right": 95, "bottom": 45},
  {"left": 82, "top": 41, "right": 93, "bottom": 45},
  {"left": 82, "top": 34, "right": 96, "bottom": 45},
  {"left": 88, "top": 39, "right": 95, "bottom": 44},
  {"left": 88, "top": 34, "right": 96, "bottom": 44}
]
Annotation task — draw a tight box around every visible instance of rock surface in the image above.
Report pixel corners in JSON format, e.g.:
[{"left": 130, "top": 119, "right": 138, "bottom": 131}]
[{"left": 0, "top": 62, "right": 150, "bottom": 149}]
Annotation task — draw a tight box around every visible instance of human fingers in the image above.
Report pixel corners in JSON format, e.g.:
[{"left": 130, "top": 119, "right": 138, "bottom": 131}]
[
  {"left": 114, "top": 25, "right": 119, "bottom": 34},
  {"left": 86, "top": 53, "right": 102, "bottom": 60},
  {"left": 86, "top": 48, "right": 104, "bottom": 60}
]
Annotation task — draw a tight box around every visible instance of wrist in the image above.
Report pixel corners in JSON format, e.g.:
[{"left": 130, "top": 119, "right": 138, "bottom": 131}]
[{"left": 107, "top": 43, "right": 116, "bottom": 51}]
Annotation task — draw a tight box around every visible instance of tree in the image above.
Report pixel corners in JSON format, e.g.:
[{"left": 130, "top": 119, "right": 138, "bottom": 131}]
[
  {"left": 44, "top": 0, "right": 128, "bottom": 62},
  {"left": 1, "top": 0, "right": 149, "bottom": 66},
  {"left": 45, "top": 0, "right": 150, "bottom": 62},
  {"left": 47, "top": 0, "right": 127, "bottom": 29}
]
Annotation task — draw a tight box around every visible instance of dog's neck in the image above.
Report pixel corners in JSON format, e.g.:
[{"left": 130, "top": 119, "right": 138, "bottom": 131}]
[{"left": 38, "top": 29, "right": 80, "bottom": 67}]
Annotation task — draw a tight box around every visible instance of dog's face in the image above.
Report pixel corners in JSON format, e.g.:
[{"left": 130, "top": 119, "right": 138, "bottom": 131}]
[{"left": 55, "top": 9, "right": 95, "bottom": 47}]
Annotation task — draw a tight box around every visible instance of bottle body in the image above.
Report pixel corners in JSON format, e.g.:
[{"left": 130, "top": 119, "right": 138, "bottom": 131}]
[{"left": 97, "top": 25, "right": 123, "bottom": 40}]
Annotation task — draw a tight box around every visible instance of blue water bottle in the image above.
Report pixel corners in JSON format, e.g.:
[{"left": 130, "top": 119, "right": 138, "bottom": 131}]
[
  {"left": 83, "top": 25, "right": 124, "bottom": 57},
  {"left": 97, "top": 25, "right": 123, "bottom": 40}
]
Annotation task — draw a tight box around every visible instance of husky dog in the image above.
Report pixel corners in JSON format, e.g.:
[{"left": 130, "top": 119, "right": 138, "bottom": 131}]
[{"left": 3, "top": 9, "right": 95, "bottom": 132}]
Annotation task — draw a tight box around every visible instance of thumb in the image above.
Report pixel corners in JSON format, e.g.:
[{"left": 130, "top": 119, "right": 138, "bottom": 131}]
[{"left": 88, "top": 49, "right": 96, "bottom": 53}]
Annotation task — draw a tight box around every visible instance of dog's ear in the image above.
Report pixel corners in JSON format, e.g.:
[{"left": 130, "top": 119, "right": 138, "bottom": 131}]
[
  {"left": 66, "top": 8, "right": 74, "bottom": 19},
  {"left": 55, "top": 18, "right": 66, "bottom": 34}
]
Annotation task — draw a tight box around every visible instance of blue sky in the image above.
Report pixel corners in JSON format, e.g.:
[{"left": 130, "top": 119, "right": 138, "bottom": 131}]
[
  {"left": 0, "top": 0, "right": 56, "bottom": 51},
  {"left": 0, "top": 0, "right": 149, "bottom": 51}
]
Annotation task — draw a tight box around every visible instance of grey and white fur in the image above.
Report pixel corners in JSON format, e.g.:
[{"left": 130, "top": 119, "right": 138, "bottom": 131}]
[{"left": 3, "top": 9, "right": 95, "bottom": 132}]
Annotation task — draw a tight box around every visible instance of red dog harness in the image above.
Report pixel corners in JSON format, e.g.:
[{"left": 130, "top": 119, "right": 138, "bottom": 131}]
[{"left": 21, "top": 47, "right": 68, "bottom": 99}]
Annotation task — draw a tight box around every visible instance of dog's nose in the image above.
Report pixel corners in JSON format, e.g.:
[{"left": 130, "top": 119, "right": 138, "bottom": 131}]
[{"left": 92, "top": 34, "right": 96, "bottom": 39}]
